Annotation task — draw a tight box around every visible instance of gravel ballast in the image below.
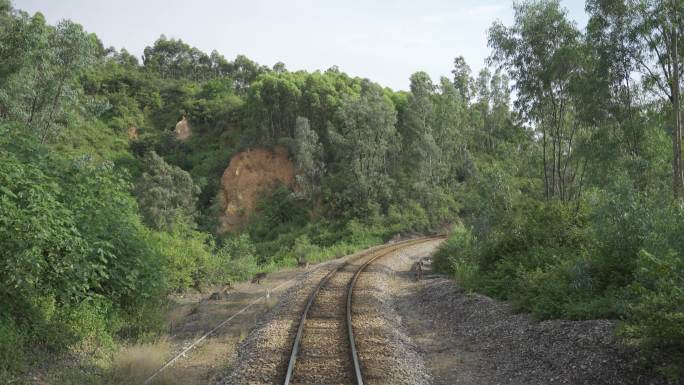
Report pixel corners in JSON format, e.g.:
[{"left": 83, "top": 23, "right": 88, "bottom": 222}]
[
  {"left": 352, "top": 241, "right": 441, "bottom": 385},
  {"left": 217, "top": 262, "right": 338, "bottom": 385},
  {"left": 391, "top": 250, "right": 677, "bottom": 385},
  {"left": 218, "top": 243, "right": 398, "bottom": 385},
  {"left": 220, "top": 238, "right": 675, "bottom": 385}
]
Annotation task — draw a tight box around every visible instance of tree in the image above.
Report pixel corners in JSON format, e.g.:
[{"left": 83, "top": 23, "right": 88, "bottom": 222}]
[
  {"left": 293, "top": 116, "right": 324, "bottom": 199},
  {"left": 38, "top": 20, "right": 95, "bottom": 142},
  {"left": 229, "top": 54, "right": 267, "bottom": 91},
  {"left": 471, "top": 68, "right": 514, "bottom": 152},
  {"left": 403, "top": 72, "right": 440, "bottom": 191},
  {"left": 143, "top": 35, "right": 213, "bottom": 81},
  {"left": 273, "top": 61, "right": 287, "bottom": 74},
  {"left": 0, "top": 13, "right": 96, "bottom": 142},
  {"left": 245, "top": 73, "right": 301, "bottom": 141},
  {"left": 452, "top": 56, "right": 473, "bottom": 102},
  {"left": 434, "top": 76, "right": 470, "bottom": 186},
  {"left": 136, "top": 151, "right": 199, "bottom": 230},
  {"left": 626, "top": 0, "right": 684, "bottom": 197},
  {"left": 489, "top": 0, "right": 585, "bottom": 201},
  {"left": 329, "top": 81, "right": 398, "bottom": 208}
]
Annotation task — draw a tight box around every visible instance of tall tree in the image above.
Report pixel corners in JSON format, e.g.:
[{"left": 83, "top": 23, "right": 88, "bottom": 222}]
[
  {"left": 403, "top": 72, "right": 440, "bottom": 190},
  {"left": 293, "top": 116, "right": 325, "bottom": 199},
  {"left": 452, "top": 56, "right": 473, "bottom": 102},
  {"left": 245, "top": 73, "right": 301, "bottom": 141},
  {"left": 627, "top": 0, "right": 684, "bottom": 197},
  {"left": 136, "top": 151, "right": 199, "bottom": 230},
  {"left": 434, "top": 76, "right": 469, "bottom": 186},
  {"left": 329, "top": 81, "right": 398, "bottom": 208},
  {"left": 0, "top": 13, "right": 95, "bottom": 142},
  {"left": 489, "top": 0, "right": 585, "bottom": 201}
]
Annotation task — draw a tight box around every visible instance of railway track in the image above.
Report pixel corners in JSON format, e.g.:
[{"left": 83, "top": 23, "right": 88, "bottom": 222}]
[{"left": 283, "top": 237, "right": 440, "bottom": 385}]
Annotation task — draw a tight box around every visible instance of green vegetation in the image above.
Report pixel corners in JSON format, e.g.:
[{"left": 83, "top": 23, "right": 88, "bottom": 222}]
[
  {"left": 2, "top": 0, "right": 684, "bottom": 380},
  {"left": 430, "top": 0, "right": 684, "bottom": 376}
]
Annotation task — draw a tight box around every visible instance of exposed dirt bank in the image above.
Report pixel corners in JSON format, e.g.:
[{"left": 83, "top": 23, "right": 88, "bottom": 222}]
[
  {"left": 218, "top": 146, "right": 295, "bottom": 232},
  {"left": 175, "top": 116, "right": 191, "bottom": 141}
]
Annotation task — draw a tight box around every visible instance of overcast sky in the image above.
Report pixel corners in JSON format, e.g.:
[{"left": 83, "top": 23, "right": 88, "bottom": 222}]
[{"left": 14, "top": 0, "right": 588, "bottom": 90}]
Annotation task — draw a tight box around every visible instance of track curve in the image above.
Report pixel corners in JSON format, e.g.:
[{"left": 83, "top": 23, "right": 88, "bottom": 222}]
[{"left": 283, "top": 237, "right": 440, "bottom": 385}]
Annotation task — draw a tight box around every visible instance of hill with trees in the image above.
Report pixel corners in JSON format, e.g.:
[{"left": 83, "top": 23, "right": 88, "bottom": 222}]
[{"left": 1, "top": 0, "right": 684, "bottom": 380}]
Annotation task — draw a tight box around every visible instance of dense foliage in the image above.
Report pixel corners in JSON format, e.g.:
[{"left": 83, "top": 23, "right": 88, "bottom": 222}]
[
  {"left": 431, "top": 0, "right": 684, "bottom": 376},
  {"left": 2, "top": 0, "right": 684, "bottom": 379}
]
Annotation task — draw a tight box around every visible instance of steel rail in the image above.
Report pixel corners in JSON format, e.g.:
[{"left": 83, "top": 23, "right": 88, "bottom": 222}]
[
  {"left": 282, "top": 257, "right": 347, "bottom": 385},
  {"left": 345, "top": 237, "right": 438, "bottom": 385},
  {"left": 283, "top": 236, "right": 442, "bottom": 385}
]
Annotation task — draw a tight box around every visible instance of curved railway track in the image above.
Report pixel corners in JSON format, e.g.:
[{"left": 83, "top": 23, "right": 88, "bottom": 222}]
[{"left": 283, "top": 237, "right": 440, "bottom": 385}]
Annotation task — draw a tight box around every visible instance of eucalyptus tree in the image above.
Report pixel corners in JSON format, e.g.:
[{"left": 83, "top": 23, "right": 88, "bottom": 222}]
[
  {"left": 136, "top": 151, "right": 199, "bottom": 231},
  {"left": 623, "top": 0, "right": 684, "bottom": 197},
  {"left": 488, "top": 0, "right": 585, "bottom": 201},
  {"left": 244, "top": 73, "right": 301, "bottom": 141},
  {"left": 452, "top": 56, "right": 474, "bottom": 103},
  {"left": 143, "top": 35, "right": 214, "bottom": 81},
  {"left": 403, "top": 71, "right": 440, "bottom": 191},
  {"left": 0, "top": 11, "right": 96, "bottom": 142},
  {"left": 294, "top": 116, "right": 325, "bottom": 200},
  {"left": 434, "top": 76, "right": 470, "bottom": 186},
  {"left": 328, "top": 80, "right": 398, "bottom": 209}
]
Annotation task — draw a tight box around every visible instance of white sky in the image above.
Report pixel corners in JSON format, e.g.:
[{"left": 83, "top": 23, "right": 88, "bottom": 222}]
[{"left": 14, "top": 0, "right": 588, "bottom": 90}]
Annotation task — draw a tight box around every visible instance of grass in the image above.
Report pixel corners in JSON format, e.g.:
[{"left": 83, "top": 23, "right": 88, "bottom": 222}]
[{"left": 107, "top": 338, "right": 172, "bottom": 385}]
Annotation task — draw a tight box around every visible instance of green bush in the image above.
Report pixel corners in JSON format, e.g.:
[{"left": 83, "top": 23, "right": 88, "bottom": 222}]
[
  {"left": 385, "top": 201, "right": 431, "bottom": 234},
  {"left": 621, "top": 248, "right": 684, "bottom": 379},
  {"left": 293, "top": 234, "right": 319, "bottom": 264},
  {"left": 0, "top": 139, "right": 170, "bottom": 364},
  {"left": 0, "top": 318, "right": 25, "bottom": 375},
  {"left": 433, "top": 225, "right": 476, "bottom": 285},
  {"left": 212, "top": 234, "right": 259, "bottom": 283},
  {"left": 148, "top": 222, "right": 214, "bottom": 291}
]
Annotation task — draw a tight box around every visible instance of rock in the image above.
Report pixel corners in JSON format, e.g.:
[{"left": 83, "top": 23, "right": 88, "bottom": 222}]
[
  {"left": 128, "top": 126, "right": 139, "bottom": 141},
  {"left": 175, "top": 116, "right": 191, "bottom": 141}
]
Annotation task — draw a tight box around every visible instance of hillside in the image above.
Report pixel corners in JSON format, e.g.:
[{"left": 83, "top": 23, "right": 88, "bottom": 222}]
[{"left": 1, "top": 0, "right": 684, "bottom": 383}]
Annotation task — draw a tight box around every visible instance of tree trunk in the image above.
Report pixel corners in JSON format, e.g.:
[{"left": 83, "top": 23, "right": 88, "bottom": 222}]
[
  {"left": 672, "top": 9, "right": 684, "bottom": 198},
  {"left": 41, "top": 81, "right": 64, "bottom": 144},
  {"left": 542, "top": 121, "right": 549, "bottom": 200}
]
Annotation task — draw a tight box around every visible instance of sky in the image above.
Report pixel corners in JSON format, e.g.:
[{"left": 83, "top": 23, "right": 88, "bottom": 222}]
[{"left": 14, "top": 0, "right": 588, "bottom": 91}]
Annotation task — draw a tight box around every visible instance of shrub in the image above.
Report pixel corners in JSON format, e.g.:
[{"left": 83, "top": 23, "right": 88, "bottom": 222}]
[
  {"left": 148, "top": 222, "right": 214, "bottom": 291},
  {"left": 432, "top": 225, "right": 476, "bottom": 284},
  {"left": 0, "top": 318, "right": 25, "bottom": 375},
  {"left": 212, "top": 234, "right": 259, "bottom": 282},
  {"left": 621, "top": 248, "right": 684, "bottom": 379},
  {"left": 293, "top": 234, "right": 319, "bottom": 265},
  {"left": 385, "top": 201, "right": 430, "bottom": 234}
]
